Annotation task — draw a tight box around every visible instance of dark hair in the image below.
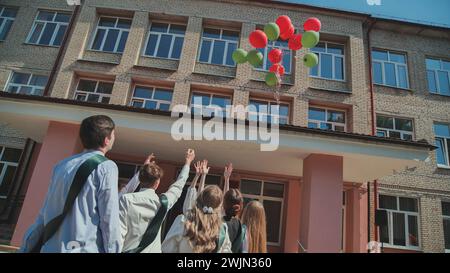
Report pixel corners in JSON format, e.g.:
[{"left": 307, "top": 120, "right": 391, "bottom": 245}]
[
  {"left": 79, "top": 115, "right": 115, "bottom": 149},
  {"left": 139, "top": 163, "right": 164, "bottom": 188},
  {"left": 223, "top": 188, "right": 244, "bottom": 220}
]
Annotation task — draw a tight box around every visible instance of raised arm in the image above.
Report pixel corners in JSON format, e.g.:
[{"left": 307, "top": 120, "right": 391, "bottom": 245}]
[
  {"left": 163, "top": 149, "right": 195, "bottom": 209},
  {"left": 198, "top": 159, "right": 210, "bottom": 194},
  {"left": 223, "top": 163, "right": 233, "bottom": 193},
  {"left": 183, "top": 161, "right": 202, "bottom": 215}
]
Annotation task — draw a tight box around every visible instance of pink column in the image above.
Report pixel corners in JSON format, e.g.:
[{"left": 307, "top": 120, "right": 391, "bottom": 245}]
[
  {"left": 11, "top": 121, "right": 82, "bottom": 246},
  {"left": 284, "top": 179, "right": 301, "bottom": 253},
  {"left": 348, "top": 186, "right": 368, "bottom": 253},
  {"left": 300, "top": 154, "right": 343, "bottom": 253}
]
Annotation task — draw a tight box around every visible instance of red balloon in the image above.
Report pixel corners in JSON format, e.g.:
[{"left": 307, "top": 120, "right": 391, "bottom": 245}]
[
  {"left": 268, "top": 48, "right": 283, "bottom": 64},
  {"left": 269, "top": 63, "right": 285, "bottom": 76},
  {"left": 276, "top": 15, "right": 292, "bottom": 33},
  {"left": 304, "top": 17, "right": 321, "bottom": 32},
  {"left": 249, "top": 30, "right": 268, "bottom": 49},
  {"left": 279, "top": 24, "right": 294, "bottom": 40},
  {"left": 288, "top": 34, "right": 302, "bottom": 50}
]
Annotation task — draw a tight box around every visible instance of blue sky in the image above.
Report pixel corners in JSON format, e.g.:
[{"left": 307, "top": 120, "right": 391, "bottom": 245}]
[{"left": 281, "top": 0, "right": 450, "bottom": 28}]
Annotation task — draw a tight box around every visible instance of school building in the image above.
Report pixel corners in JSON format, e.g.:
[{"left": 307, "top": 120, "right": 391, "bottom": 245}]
[{"left": 0, "top": 0, "right": 449, "bottom": 253}]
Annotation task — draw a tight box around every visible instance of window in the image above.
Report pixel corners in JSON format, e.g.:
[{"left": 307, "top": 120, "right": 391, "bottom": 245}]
[
  {"left": 434, "top": 123, "right": 450, "bottom": 168},
  {"left": 308, "top": 107, "right": 346, "bottom": 132},
  {"left": 426, "top": 58, "right": 450, "bottom": 96},
  {"left": 91, "top": 16, "right": 131, "bottom": 53},
  {"left": 240, "top": 179, "right": 285, "bottom": 245},
  {"left": 379, "top": 195, "right": 420, "bottom": 249},
  {"left": 376, "top": 115, "right": 414, "bottom": 141},
  {"left": 0, "top": 6, "right": 17, "bottom": 41},
  {"left": 190, "top": 91, "right": 232, "bottom": 117},
  {"left": 310, "top": 42, "right": 345, "bottom": 81},
  {"left": 0, "top": 146, "right": 22, "bottom": 198},
  {"left": 26, "top": 10, "right": 70, "bottom": 46},
  {"left": 442, "top": 201, "right": 450, "bottom": 252},
  {"left": 115, "top": 161, "right": 140, "bottom": 192},
  {"left": 256, "top": 38, "right": 292, "bottom": 75},
  {"left": 198, "top": 27, "right": 239, "bottom": 66},
  {"left": 74, "top": 79, "right": 113, "bottom": 104},
  {"left": 6, "top": 72, "right": 48, "bottom": 96},
  {"left": 248, "top": 99, "right": 290, "bottom": 125},
  {"left": 130, "top": 86, "right": 173, "bottom": 111},
  {"left": 143, "top": 22, "right": 186, "bottom": 60},
  {"left": 372, "top": 49, "right": 409, "bottom": 89}
]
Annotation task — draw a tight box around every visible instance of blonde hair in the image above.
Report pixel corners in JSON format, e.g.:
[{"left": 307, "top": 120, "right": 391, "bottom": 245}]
[
  {"left": 241, "top": 200, "right": 267, "bottom": 253},
  {"left": 184, "top": 185, "right": 223, "bottom": 253}
]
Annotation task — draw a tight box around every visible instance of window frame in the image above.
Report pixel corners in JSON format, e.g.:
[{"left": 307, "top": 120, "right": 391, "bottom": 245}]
[
  {"left": 376, "top": 115, "right": 415, "bottom": 141},
  {"left": 434, "top": 122, "right": 450, "bottom": 169},
  {"left": 254, "top": 38, "right": 293, "bottom": 75},
  {"left": 197, "top": 27, "right": 240, "bottom": 67},
  {"left": 73, "top": 78, "right": 114, "bottom": 104},
  {"left": 25, "top": 10, "right": 70, "bottom": 47},
  {"left": 0, "top": 6, "right": 17, "bottom": 41},
  {"left": 443, "top": 201, "right": 450, "bottom": 253},
  {"left": 310, "top": 42, "right": 346, "bottom": 82},
  {"left": 190, "top": 90, "right": 233, "bottom": 117},
  {"left": 89, "top": 15, "right": 132, "bottom": 54},
  {"left": 248, "top": 98, "right": 290, "bottom": 125},
  {"left": 142, "top": 21, "right": 186, "bottom": 60},
  {"left": 6, "top": 71, "right": 48, "bottom": 96},
  {"left": 239, "top": 178, "right": 285, "bottom": 246},
  {"left": 308, "top": 106, "right": 347, "bottom": 132},
  {"left": 378, "top": 194, "right": 421, "bottom": 251},
  {"left": 426, "top": 57, "right": 450, "bottom": 96},
  {"left": 0, "top": 145, "right": 22, "bottom": 199},
  {"left": 129, "top": 84, "right": 173, "bottom": 111},
  {"left": 372, "top": 49, "right": 410, "bottom": 89}
]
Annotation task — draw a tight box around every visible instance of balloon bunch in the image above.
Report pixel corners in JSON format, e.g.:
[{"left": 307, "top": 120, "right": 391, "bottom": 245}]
[{"left": 232, "top": 15, "right": 321, "bottom": 87}]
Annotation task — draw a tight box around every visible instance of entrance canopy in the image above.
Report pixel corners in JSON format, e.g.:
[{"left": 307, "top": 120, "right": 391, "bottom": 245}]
[{"left": 0, "top": 93, "right": 434, "bottom": 183}]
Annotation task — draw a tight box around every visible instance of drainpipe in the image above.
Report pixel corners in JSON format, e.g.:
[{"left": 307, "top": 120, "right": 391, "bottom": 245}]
[
  {"left": 366, "top": 17, "right": 379, "bottom": 244},
  {"left": 43, "top": 2, "right": 81, "bottom": 96}
]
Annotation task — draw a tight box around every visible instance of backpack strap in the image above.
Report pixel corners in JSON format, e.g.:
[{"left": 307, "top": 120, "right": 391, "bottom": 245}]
[
  {"left": 123, "top": 194, "right": 169, "bottom": 253},
  {"left": 30, "top": 154, "right": 108, "bottom": 253}
]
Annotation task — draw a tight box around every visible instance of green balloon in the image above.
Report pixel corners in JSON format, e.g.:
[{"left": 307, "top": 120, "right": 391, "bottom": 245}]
[
  {"left": 265, "top": 72, "right": 279, "bottom": 87},
  {"left": 247, "top": 50, "right": 264, "bottom": 67},
  {"left": 302, "top": 31, "right": 320, "bottom": 49},
  {"left": 264, "top": 22, "right": 280, "bottom": 41},
  {"left": 232, "top": 48, "right": 248, "bottom": 64},
  {"left": 303, "top": 52, "right": 319, "bottom": 68}
]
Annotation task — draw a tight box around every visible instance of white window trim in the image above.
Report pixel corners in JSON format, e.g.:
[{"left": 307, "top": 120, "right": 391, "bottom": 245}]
[
  {"left": 25, "top": 10, "right": 69, "bottom": 47},
  {"left": 376, "top": 115, "right": 414, "bottom": 141},
  {"left": 435, "top": 123, "right": 450, "bottom": 168},
  {"left": 308, "top": 106, "right": 347, "bottom": 132},
  {"left": 426, "top": 58, "right": 450, "bottom": 96},
  {"left": 74, "top": 78, "right": 113, "bottom": 103},
  {"left": 378, "top": 195, "right": 421, "bottom": 251},
  {"left": 248, "top": 98, "right": 290, "bottom": 125},
  {"left": 0, "top": 6, "right": 16, "bottom": 41},
  {"left": 190, "top": 91, "right": 232, "bottom": 117},
  {"left": 240, "top": 178, "right": 285, "bottom": 246},
  {"left": 254, "top": 40, "right": 293, "bottom": 75},
  {"left": 310, "top": 42, "right": 346, "bottom": 82},
  {"left": 372, "top": 49, "right": 410, "bottom": 89},
  {"left": 197, "top": 27, "right": 239, "bottom": 67},
  {"left": 129, "top": 85, "right": 173, "bottom": 110},
  {"left": 89, "top": 16, "right": 131, "bottom": 54},
  {"left": 6, "top": 71, "right": 47, "bottom": 96},
  {"left": 0, "top": 146, "right": 21, "bottom": 199},
  {"left": 142, "top": 21, "right": 186, "bottom": 61}
]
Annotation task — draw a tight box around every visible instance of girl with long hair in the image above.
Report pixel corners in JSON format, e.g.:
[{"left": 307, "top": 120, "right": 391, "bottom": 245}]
[{"left": 241, "top": 200, "right": 267, "bottom": 253}]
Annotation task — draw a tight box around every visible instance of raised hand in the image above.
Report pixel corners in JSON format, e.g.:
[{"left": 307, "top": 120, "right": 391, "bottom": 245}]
[
  {"left": 224, "top": 163, "right": 233, "bottom": 180},
  {"left": 144, "top": 153, "right": 156, "bottom": 165},
  {"left": 201, "top": 159, "right": 210, "bottom": 175},
  {"left": 194, "top": 161, "right": 202, "bottom": 175},
  {"left": 185, "top": 149, "right": 195, "bottom": 165}
]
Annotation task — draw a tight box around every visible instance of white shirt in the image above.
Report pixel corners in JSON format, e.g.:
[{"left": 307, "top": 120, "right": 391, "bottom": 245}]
[
  {"left": 119, "top": 164, "right": 190, "bottom": 253},
  {"left": 162, "top": 214, "right": 232, "bottom": 253}
]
